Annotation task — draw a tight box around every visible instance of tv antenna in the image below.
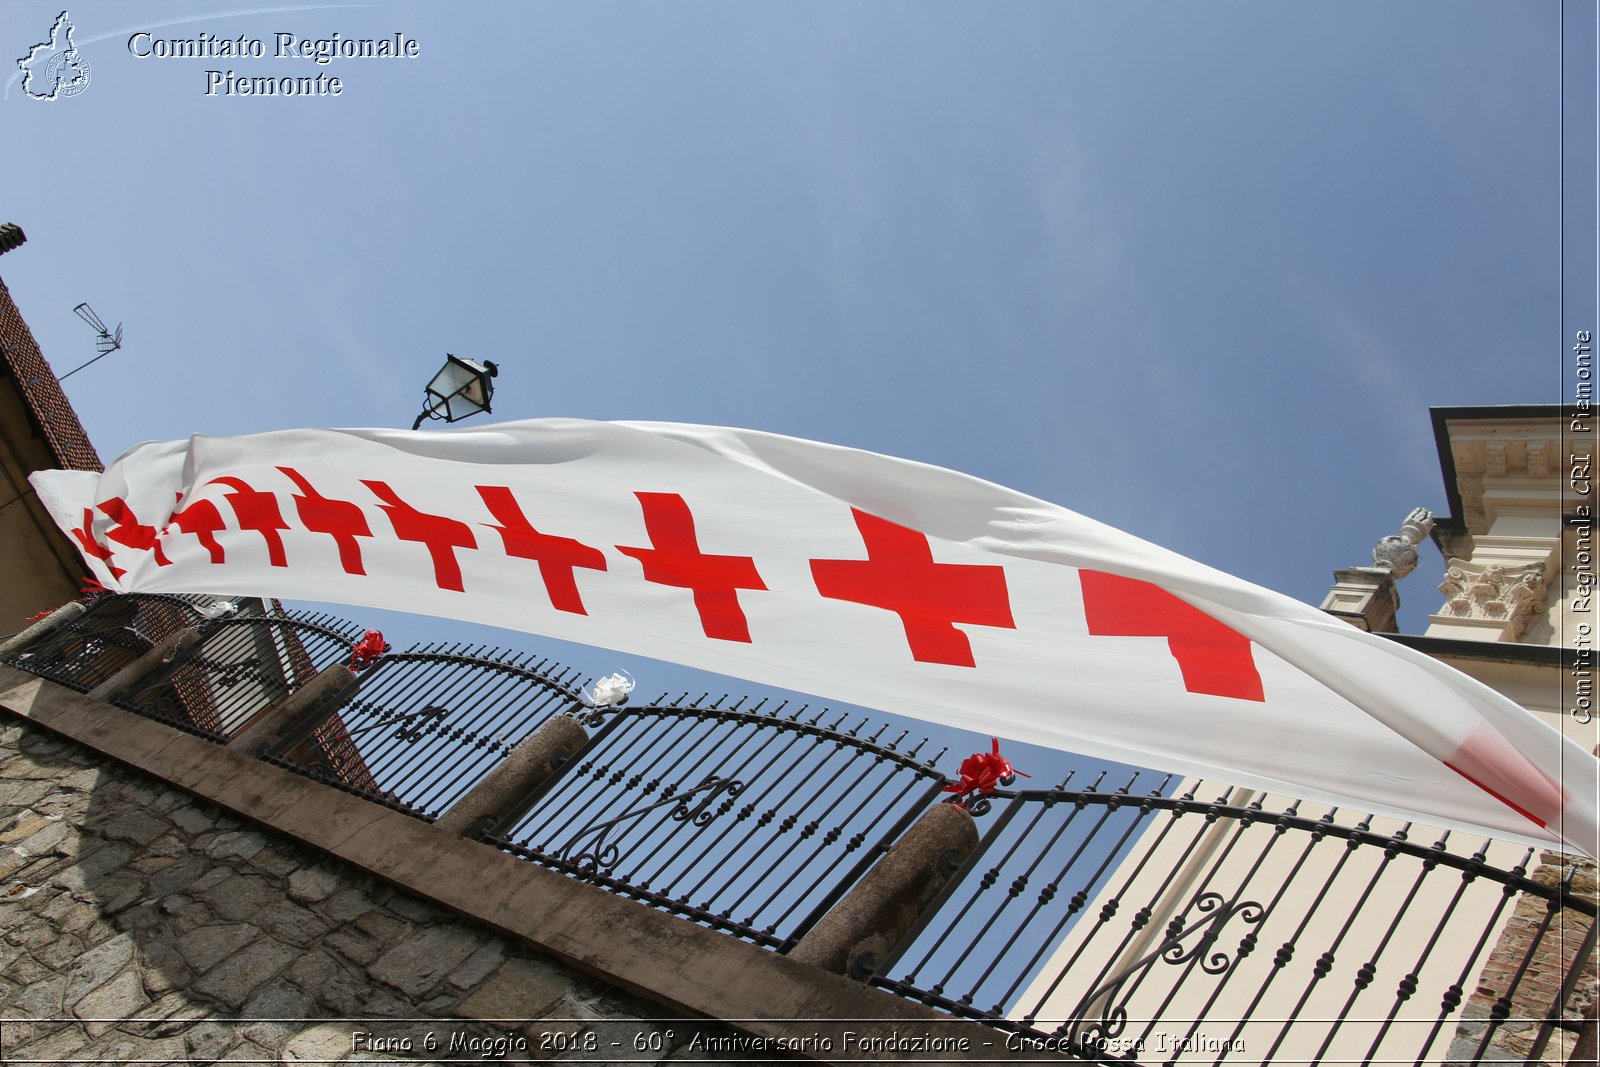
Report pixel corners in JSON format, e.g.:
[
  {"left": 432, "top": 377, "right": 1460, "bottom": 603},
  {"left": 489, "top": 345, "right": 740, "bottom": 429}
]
[{"left": 62, "top": 303, "right": 124, "bottom": 380}]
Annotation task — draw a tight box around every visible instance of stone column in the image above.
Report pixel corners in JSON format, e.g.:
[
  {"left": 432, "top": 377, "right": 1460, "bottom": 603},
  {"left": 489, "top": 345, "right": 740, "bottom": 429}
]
[
  {"left": 434, "top": 714, "right": 590, "bottom": 836},
  {"left": 226, "top": 663, "right": 358, "bottom": 754},
  {"left": 790, "top": 801, "right": 978, "bottom": 977},
  {"left": 84, "top": 627, "right": 203, "bottom": 702},
  {"left": 0, "top": 600, "right": 86, "bottom": 657}
]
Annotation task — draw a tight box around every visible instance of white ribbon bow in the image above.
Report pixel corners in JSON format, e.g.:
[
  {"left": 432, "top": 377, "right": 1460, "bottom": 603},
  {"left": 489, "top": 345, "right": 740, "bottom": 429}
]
[{"left": 584, "top": 670, "right": 635, "bottom": 708}]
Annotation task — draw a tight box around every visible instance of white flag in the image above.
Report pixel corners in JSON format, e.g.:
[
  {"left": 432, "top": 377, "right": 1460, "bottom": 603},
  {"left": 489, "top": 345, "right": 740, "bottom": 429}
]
[{"left": 29, "top": 419, "right": 1598, "bottom": 857}]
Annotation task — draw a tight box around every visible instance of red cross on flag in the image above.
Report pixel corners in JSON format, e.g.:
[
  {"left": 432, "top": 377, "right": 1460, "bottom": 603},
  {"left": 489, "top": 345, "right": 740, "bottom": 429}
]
[{"left": 29, "top": 419, "right": 1598, "bottom": 858}]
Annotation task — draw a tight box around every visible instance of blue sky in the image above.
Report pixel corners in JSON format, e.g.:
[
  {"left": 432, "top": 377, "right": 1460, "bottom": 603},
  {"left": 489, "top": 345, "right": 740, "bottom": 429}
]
[{"left": 3, "top": 3, "right": 1594, "bottom": 774}]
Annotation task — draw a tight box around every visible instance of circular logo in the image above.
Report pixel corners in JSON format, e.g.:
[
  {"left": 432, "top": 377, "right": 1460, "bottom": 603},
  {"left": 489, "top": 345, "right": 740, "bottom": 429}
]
[{"left": 45, "top": 50, "right": 91, "bottom": 98}]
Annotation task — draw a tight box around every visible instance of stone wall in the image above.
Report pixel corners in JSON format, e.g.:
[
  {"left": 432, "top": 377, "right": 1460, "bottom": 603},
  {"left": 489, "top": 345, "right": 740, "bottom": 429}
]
[
  {"left": 0, "top": 714, "right": 736, "bottom": 1064},
  {"left": 1447, "top": 850, "right": 1598, "bottom": 1066},
  {"left": 0, "top": 662, "right": 1008, "bottom": 1067}
]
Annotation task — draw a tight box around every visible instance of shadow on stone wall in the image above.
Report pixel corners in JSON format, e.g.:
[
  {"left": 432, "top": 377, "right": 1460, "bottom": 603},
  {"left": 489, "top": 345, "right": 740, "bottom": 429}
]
[{"left": 0, "top": 716, "right": 739, "bottom": 1064}]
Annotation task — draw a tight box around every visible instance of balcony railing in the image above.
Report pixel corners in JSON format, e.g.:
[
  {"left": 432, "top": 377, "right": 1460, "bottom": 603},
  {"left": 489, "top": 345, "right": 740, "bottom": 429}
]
[{"left": 4, "top": 593, "right": 1593, "bottom": 1065}]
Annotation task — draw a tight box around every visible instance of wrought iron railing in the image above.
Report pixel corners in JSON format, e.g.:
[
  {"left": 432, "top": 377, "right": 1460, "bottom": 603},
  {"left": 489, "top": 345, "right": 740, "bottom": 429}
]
[
  {"left": 484, "top": 695, "right": 948, "bottom": 951},
  {"left": 261, "top": 642, "right": 590, "bottom": 819},
  {"left": 866, "top": 781, "right": 1599, "bottom": 1066},
  {"left": 112, "top": 608, "right": 363, "bottom": 741},
  {"left": 0, "top": 593, "right": 210, "bottom": 692},
  {"left": 3, "top": 593, "right": 1594, "bottom": 1064}
]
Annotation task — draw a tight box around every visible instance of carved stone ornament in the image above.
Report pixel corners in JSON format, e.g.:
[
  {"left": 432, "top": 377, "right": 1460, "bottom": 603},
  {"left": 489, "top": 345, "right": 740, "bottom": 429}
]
[
  {"left": 1525, "top": 441, "right": 1550, "bottom": 479},
  {"left": 1456, "top": 476, "right": 1487, "bottom": 534},
  {"left": 1371, "top": 507, "right": 1435, "bottom": 580},
  {"left": 1484, "top": 441, "right": 1508, "bottom": 477},
  {"left": 1437, "top": 560, "right": 1548, "bottom": 637}
]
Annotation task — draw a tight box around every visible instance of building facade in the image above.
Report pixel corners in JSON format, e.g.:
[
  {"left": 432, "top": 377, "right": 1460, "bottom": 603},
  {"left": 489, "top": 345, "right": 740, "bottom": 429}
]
[
  {"left": 0, "top": 228, "right": 103, "bottom": 628},
  {"left": 1012, "top": 405, "right": 1596, "bottom": 1065}
]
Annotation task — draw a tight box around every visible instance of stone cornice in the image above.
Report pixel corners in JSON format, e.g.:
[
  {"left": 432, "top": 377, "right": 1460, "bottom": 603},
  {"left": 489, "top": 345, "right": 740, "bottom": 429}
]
[{"left": 1430, "top": 408, "right": 1593, "bottom": 541}]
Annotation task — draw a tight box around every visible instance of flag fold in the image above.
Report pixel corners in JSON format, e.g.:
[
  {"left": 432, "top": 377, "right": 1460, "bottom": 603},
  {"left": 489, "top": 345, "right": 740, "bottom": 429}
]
[{"left": 28, "top": 419, "right": 1597, "bottom": 857}]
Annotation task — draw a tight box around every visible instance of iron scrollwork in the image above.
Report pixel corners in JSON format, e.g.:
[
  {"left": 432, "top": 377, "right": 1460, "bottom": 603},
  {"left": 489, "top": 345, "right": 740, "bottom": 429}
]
[
  {"left": 561, "top": 774, "right": 744, "bottom": 875},
  {"left": 118, "top": 676, "right": 200, "bottom": 728},
  {"left": 1162, "top": 891, "right": 1266, "bottom": 975},
  {"left": 7, "top": 616, "right": 142, "bottom": 686},
  {"left": 1065, "top": 890, "right": 1265, "bottom": 1055},
  {"left": 345, "top": 704, "right": 449, "bottom": 744},
  {"left": 211, "top": 655, "right": 264, "bottom": 691}
]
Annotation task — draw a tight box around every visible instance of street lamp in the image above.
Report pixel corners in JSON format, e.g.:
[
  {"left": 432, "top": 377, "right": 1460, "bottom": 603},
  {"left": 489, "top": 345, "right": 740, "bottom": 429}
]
[{"left": 412, "top": 355, "right": 498, "bottom": 431}]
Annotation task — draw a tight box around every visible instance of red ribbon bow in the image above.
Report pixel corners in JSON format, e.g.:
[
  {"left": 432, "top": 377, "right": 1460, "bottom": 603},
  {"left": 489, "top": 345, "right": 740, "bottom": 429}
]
[
  {"left": 943, "top": 737, "right": 1029, "bottom": 805},
  {"left": 348, "top": 629, "right": 387, "bottom": 671}
]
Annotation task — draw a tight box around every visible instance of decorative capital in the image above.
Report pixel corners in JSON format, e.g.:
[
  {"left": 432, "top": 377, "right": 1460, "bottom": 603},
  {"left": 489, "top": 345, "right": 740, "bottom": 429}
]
[{"left": 1437, "top": 560, "right": 1548, "bottom": 637}]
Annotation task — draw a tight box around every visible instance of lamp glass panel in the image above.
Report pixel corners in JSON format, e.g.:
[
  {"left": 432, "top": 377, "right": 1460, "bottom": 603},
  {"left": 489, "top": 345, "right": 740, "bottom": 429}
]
[{"left": 422, "top": 357, "right": 491, "bottom": 422}]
